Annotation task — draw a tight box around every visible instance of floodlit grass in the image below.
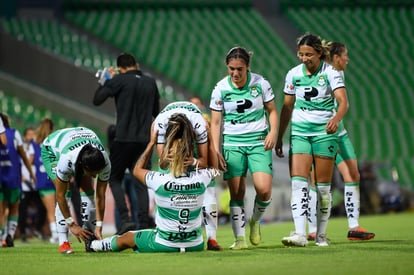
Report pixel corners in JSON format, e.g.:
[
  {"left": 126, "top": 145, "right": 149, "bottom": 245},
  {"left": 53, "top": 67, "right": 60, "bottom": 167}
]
[{"left": 1, "top": 212, "right": 413, "bottom": 275}]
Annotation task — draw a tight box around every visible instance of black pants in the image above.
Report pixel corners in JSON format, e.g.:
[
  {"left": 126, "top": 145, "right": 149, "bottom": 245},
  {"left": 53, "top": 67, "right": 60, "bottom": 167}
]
[
  {"left": 18, "top": 190, "right": 46, "bottom": 237},
  {"left": 109, "top": 141, "right": 151, "bottom": 229}
]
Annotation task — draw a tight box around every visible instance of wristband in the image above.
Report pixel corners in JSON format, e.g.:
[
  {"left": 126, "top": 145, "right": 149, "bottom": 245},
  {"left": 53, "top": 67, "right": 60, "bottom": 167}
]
[
  {"left": 65, "top": 217, "right": 74, "bottom": 225},
  {"left": 96, "top": 221, "right": 103, "bottom": 227},
  {"left": 192, "top": 158, "right": 198, "bottom": 166}
]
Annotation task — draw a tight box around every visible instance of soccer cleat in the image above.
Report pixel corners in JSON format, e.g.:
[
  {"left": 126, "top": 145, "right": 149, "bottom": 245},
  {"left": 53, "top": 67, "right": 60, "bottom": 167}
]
[
  {"left": 347, "top": 227, "right": 375, "bottom": 241},
  {"left": 83, "top": 226, "right": 97, "bottom": 252},
  {"left": 281, "top": 232, "right": 308, "bottom": 247},
  {"left": 307, "top": 232, "right": 316, "bottom": 241},
  {"left": 207, "top": 238, "right": 222, "bottom": 251},
  {"left": 5, "top": 234, "right": 14, "bottom": 247},
  {"left": 59, "top": 241, "right": 74, "bottom": 254},
  {"left": 249, "top": 220, "right": 261, "bottom": 246},
  {"left": 315, "top": 234, "right": 329, "bottom": 247},
  {"left": 85, "top": 236, "right": 97, "bottom": 252},
  {"left": 229, "top": 237, "right": 248, "bottom": 250}
]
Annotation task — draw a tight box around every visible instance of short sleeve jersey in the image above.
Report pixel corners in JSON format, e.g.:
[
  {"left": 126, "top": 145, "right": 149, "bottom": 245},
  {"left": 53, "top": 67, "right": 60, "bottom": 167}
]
[
  {"left": 209, "top": 72, "right": 275, "bottom": 146},
  {"left": 284, "top": 62, "right": 345, "bottom": 136},
  {"left": 42, "top": 127, "right": 111, "bottom": 182},
  {"left": 336, "top": 70, "right": 347, "bottom": 137},
  {"left": 21, "top": 141, "right": 35, "bottom": 191},
  {"left": 0, "top": 119, "right": 5, "bottom": 134},
  {"left": 0, "top": 128, "right": 24, "bottom": 188},
  {"left": 145, "top": 168, "right": 217, "bottom": 248},
  {"left": 153, "top": 101, "right": 207, "bottom": 144}
]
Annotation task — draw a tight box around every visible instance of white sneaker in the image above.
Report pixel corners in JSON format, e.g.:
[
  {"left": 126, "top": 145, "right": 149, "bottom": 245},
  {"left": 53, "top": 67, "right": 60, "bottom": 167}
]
[
  {"left": 281, "top": 232, "right": 308, "bottom": 247},
  {"left": 315, "top": 234, "right": 329, "bottom": 247}
]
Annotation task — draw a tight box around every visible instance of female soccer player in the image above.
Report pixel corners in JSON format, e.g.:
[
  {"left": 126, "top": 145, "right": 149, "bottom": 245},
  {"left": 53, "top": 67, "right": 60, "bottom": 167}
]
[
  {"left": 276, "top": 33, "right": 349, "bottom": 247},
  {"left": 307, "top": 41, "right": 375, "bottom": 241},
  {"left": 153, "top": 101, "right": 222, "bottom": 250},
  {"left": 209, "top": 47, "right": 278, "bottom": 249},
  {"left": 41, "top": 127, "right": 111, "bottom": 253},
  {"left": 86, "top": 114, "right": 218, "bottom": 253}
]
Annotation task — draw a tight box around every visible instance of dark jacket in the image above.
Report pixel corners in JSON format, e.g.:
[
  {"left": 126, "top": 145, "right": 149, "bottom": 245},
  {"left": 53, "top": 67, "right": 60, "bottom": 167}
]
[{"left": 93, "top": 69, "right": 160, "bottom": 143}]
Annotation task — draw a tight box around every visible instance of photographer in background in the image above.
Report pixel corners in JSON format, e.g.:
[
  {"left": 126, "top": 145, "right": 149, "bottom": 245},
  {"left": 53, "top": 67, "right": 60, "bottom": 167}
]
[{"left": 93, "top": 53, "right": 160, "bottom": 234}]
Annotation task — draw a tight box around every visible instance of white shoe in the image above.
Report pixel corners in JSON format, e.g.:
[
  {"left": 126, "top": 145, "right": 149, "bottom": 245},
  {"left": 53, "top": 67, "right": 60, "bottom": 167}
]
[
  {"left": 281, "top": 232, "right": 308, "bottom": 247},
  {"left": 315, "top": 234, "right": 329, "bottom": 247}
]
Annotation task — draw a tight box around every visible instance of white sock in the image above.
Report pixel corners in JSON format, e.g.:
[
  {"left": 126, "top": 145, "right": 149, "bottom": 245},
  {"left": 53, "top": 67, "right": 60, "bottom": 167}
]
[
  {"left": 50, "top": 222, "right": 58, "bottom": 240},
  {"left": 80, "top": 191, "right": 96, "bottom": 231},
  {"left": 202, "top": 184, "right": 218, "bottom": 240},
  {"left": 55, "top": 192, "right": 73, "bottom": 245},
  {"left": 230, "top": 201, "right": 245, "bottom": 239},
  {"left": 307, "top": 186, "right": 317, "bottom": 235},
  {"left": 316, "top": 183, "right": 331, "bottom": 236},
  {"left": 291, "top": 177, "right": 308, "bottom": 236},
  {"left": 203, "top": 204, "right": 218, "bottom": 240},
  {"left": 344, "top": 183, "right": 360, "bottom": 229},
  {"left": 92, "top": 236, "right": 116, "bottom": 252},
  {"left": 251, "top": 197, "right": 271, "bottom": 222},
  {"left": 55, "top": 203, "right": 69, "bottom": 245},
  {"left": 6, "top": 218, "right": 18, "bottom": 238}
]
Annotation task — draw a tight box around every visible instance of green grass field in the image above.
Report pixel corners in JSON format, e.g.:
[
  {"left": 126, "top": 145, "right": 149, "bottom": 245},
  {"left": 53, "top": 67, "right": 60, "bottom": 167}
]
[{"left": 1, "top": 212, "right": 413, "bottom": 275}]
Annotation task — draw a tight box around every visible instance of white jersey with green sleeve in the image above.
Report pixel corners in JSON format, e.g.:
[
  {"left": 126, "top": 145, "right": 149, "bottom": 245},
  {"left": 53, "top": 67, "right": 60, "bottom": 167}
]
[
  {"left": 209, "top": 72, "right": 275, "bottom": 146},
  {"left": 336, "top": 70, "right": 347, "bottom": 137},
  {"left": 145, "top": 168, "right": 217, "bottom": 248},
  {"left": 284, "top": 62, "right": 345, "bottom": 136},
  {"left": 153, "top": 101, "right": 208, "bottom": 144},
  {"left": 42, "top": 127, "right": 111, "bottom": 182}
]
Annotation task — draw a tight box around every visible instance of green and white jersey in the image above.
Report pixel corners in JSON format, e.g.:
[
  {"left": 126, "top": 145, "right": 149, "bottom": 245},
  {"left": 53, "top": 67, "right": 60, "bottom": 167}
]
[
  {"left": 153, "top": 101, "right": 207, "bottom": 144},
  {"left": 336, "top": 71, "right": 347, "bottom": 137},
  {"left": 42, "top": 127, "right": 110, "bottom": 182},
  {"left": 145, "top": 168, "right": 217, "bottom": 248},
  {"left": 209, "top": 72, "right": 275, "bottom": 146},
  {"left": 284, "top": 62, "right": 345, "bottom": 136}
]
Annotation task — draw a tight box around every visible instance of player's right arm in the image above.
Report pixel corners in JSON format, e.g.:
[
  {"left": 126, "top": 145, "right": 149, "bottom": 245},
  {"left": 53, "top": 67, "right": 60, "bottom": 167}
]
[
  {"left": 133, "top": 126, "right": 158, "bottom": 184},
  {"left": 210, "top": 110, "right": 226, "bottom": 171}
]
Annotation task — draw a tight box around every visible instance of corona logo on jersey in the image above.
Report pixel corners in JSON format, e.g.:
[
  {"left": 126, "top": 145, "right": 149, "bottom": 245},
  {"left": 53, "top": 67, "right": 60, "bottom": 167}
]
[{"left": 164, "top": 181, "right": 202, "bottom": 191}]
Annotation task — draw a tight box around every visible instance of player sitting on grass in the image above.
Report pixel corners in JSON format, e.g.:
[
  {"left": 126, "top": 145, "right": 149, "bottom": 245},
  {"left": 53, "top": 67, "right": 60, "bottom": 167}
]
[{"left": 86, "top": 114, "right": 219, "bottom": 253}]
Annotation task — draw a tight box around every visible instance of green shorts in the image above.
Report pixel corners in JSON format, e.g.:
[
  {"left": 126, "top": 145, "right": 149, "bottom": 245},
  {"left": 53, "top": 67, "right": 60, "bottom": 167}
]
[
  {"left": 222, "top": 145, "right": 273, "bottom": 180},
  {"left": 133, "top": 229, "right": 204, "bottom": 253},
  {"left": 336, "top": 133, "right": 357, "bottom": 165},
  {"left": 38, "top": 189, "right": 56, "bottom": 198},
  {"left": 2, "top": 188, "right": 21, "bottom": 204},
  {"left": 41, "top": 145, "right": 58, "bottom": 181},
  {"left": 290, "top": 134, "right": 338, "bottom": 159}
]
